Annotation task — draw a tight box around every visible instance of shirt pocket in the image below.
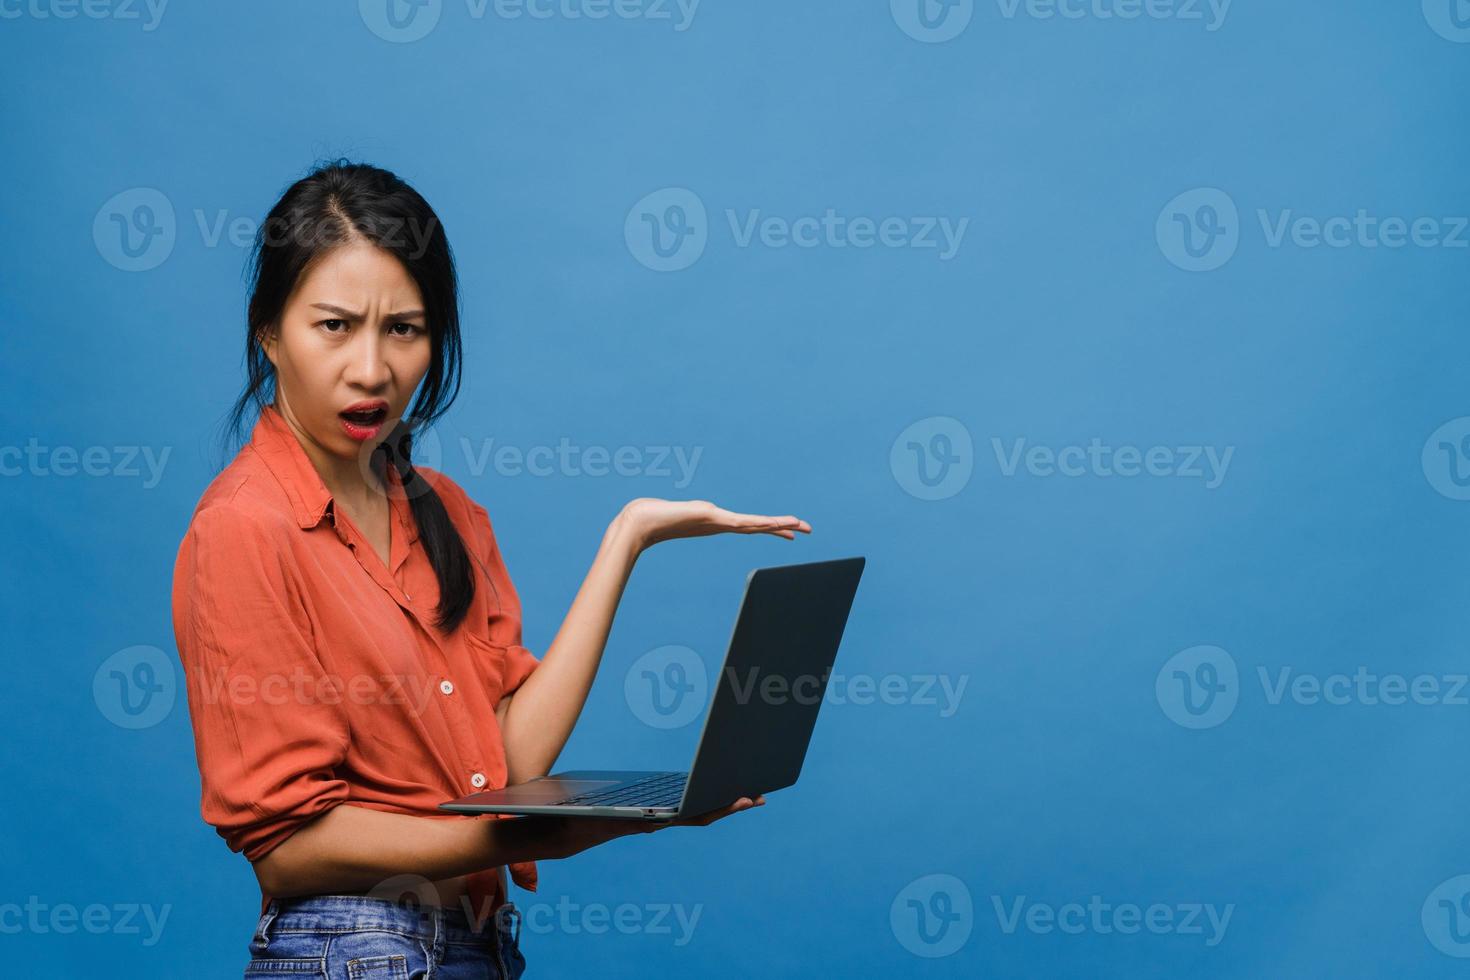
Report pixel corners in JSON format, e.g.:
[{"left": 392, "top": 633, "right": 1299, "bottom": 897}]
[{"left": 462, "top": 628, "right": 513, "bottom": 707}]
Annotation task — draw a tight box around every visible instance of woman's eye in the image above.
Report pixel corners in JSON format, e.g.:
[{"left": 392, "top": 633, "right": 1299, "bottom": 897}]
[
  {"left": 320, "top": 319, "right": 348, "bottom": 332},
  {"left": 391, "top": 322, "right": 425, "bottom": 337}
]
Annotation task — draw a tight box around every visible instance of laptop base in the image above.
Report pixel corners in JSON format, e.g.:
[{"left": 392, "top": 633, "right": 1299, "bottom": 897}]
[{"left": 439, "top": 770, "right": 685, "bottom": 820}]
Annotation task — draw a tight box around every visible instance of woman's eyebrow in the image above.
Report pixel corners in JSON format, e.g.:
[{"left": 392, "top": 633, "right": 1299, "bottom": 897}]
[{"left": 310, "top": 303, "right": 425, "bottom": 320}]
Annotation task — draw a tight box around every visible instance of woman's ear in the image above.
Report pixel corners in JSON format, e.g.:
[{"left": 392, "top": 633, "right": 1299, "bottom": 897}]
[{"left": 259, "top": 323, "right": 279, "bottom": 368}]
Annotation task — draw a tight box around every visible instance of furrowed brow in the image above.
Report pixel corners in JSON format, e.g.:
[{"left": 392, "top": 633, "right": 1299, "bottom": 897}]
[
  {"left": 310, "top": 303, "right": 364, "bottom": 320},
  {"left": 310, "top": 303, "right": 424, "bottom": 321}
]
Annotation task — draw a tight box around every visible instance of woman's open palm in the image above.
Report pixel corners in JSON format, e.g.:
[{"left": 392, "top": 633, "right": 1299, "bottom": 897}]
[
  {"left": 540, "top": 795, "right": 770, "bottom": 861},
  {"left": 622, "top": 498, "right": 812, "bottom": 550}
]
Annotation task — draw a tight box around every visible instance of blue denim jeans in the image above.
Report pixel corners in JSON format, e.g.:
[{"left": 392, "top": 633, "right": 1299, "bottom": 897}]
[{"left": 243, "top": 894, "right": 527, "bottom": 979}]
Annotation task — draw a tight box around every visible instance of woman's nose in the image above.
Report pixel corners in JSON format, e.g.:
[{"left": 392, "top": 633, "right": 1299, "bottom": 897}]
[{"left": 343, "top": 332, "right": 391, "bottom": 388}]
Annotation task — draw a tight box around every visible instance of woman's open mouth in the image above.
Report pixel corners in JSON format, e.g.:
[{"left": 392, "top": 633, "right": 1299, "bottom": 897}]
[{"left": 339, "top": 402, "right": 389, "bottom": 441}]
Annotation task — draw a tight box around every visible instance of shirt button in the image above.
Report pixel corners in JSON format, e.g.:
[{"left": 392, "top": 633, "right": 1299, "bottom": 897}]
[
  {"left": 470, "top": 772, "right": 487, "bottom": 789},
  {"left": 439, "top": 679, "right": 454, "bottom": 696}
]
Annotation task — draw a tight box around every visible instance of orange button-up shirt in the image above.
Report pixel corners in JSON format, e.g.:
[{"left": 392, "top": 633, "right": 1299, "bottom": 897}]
[{"left": 171, "top": 403, "right": 540, "bottom": 922}]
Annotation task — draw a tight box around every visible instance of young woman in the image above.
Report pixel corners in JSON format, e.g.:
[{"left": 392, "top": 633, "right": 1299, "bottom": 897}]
[{"left": 170, "top": 160, "right": 811, "bottom": 979}]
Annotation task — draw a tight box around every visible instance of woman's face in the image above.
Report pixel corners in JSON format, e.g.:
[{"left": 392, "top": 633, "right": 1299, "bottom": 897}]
[{"left": 263, "top": 240, "right": 432, "bottom": 464}]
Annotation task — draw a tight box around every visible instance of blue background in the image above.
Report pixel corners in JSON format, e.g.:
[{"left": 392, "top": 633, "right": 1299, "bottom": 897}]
[{"left": 3, "top": 0, "right": 1469, "bottom": 975}]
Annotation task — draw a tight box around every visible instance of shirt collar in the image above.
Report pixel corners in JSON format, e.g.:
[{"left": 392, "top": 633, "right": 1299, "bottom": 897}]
[{"left": 248, "top": 403, "right": 418, "bottom": 543}]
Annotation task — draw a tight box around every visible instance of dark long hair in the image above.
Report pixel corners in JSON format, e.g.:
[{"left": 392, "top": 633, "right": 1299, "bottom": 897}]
[{"left": 221, "top": 158, "right": 475, "bottom": 634}]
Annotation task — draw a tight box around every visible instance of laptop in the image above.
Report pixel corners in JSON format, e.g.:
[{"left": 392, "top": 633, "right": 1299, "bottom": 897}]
[{"left": 439, "top": 556, "right": 865, "bottom": 821}]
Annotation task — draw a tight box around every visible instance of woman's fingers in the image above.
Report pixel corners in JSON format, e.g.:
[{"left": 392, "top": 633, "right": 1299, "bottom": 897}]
[
  {"left": 686, "top": 805, "right": 738, "bottom": 826},
  {"left": 731, "top": 513, "right": 812, "bottom": 537},
  {"left": 676, "top": 795, "right": 767, "bottom": 826}
]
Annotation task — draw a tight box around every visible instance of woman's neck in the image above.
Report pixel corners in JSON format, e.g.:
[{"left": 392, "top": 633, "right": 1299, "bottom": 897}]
[{"left": 269, "top": 401, "right": 386, "bottom": 509}]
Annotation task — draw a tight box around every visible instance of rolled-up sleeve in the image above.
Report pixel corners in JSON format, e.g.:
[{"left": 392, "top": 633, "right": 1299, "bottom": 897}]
[
  {"left": 172, "top": 504, "right": 351, "bottom": 861},
  {"left": 499, "top": 644, "right": 540, "bottom": 701}
]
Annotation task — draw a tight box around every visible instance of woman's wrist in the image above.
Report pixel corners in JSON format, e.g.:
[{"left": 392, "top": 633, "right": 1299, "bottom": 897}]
[
  {"left": 485, "top": 813, "right": 550, "bottom": 865},
  {"left": 607, "top": 503, "right": 649, "bottom": 558}
]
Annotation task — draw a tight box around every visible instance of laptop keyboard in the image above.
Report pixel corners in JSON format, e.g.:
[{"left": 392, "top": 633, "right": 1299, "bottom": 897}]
[{"left": 560, "top": 772, "right": 687, "bottom": 809}]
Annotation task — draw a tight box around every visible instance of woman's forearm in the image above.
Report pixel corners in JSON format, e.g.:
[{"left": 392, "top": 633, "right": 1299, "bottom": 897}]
[
  {"left": 498, "top": 508, "right": 644, "bottom": 783},
  {"left": 252, "top": 804, "right": 555, "bottom": 898}
]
